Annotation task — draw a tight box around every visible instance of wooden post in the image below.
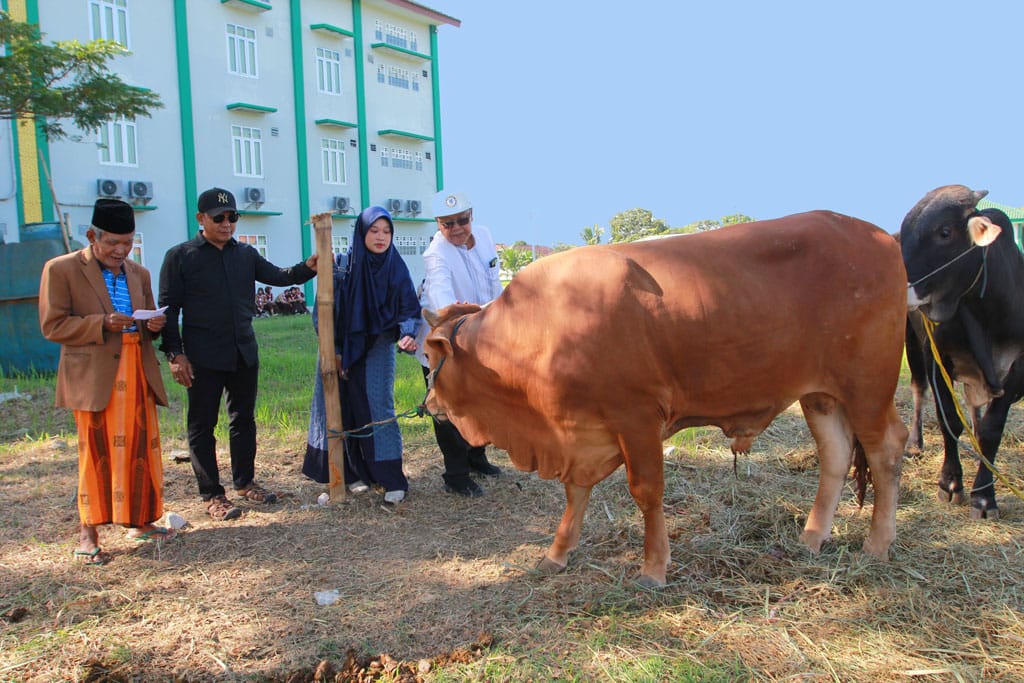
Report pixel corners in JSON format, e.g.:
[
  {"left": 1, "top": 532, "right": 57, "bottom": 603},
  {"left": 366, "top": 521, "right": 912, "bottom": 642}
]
[
  {"left": 38, "top": 151, "right": 72, "bottom": 253},
  {"left": 312, "top": 212, "right": 347, "bottom": 501}
]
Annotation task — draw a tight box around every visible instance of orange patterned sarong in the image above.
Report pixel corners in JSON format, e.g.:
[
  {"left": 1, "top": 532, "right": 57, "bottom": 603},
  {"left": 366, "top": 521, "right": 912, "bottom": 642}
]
[{"left": 73, "top": 333, "right": 163, "bottom": 527}]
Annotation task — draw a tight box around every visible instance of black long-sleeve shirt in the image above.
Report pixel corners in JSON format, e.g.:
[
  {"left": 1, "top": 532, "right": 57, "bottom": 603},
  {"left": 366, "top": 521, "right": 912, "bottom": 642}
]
[{"left": 158, "top": 233, "right": 315, "bottom": 371}]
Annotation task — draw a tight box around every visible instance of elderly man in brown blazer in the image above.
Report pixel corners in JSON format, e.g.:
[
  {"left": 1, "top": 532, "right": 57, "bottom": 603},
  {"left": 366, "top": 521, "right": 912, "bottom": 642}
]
[{"left": 39, "top": 199, "right": 172, "bottom": 565}]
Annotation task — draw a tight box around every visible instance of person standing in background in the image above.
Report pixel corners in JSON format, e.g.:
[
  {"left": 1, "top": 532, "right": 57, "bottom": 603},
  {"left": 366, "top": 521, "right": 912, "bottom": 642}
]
[
  {"left": 159, "top": 187, "right": 318, "bottom": 521},
  {"left": 39, "top": 198, "right": 173, "bottom": 564},
  {"left": 415, "top": 190, "right": 504, "bottom": 497}
]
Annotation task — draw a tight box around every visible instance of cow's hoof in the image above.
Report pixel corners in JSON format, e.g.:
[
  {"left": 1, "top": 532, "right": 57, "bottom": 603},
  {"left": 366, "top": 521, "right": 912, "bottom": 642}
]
[
  {"left": 535, "top": 556, "right": 566, "bottom": 575},
  {"left": 970, "top": 503, "right": 999, "bottom": 520},
  {"left": 937, "top": 485, "right": 964, "bottom": 505},
  {"left": 798, "top": 530, "right": 829, "bottom": 553},
  {"left": 635, "top": 575, "right": 666, "bottom": 590}
]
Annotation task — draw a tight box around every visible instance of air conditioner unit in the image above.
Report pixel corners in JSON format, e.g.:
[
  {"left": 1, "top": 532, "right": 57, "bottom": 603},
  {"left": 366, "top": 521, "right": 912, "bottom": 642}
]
[
  {"left": 406, "top": 199, "right": 422, "bottom": 215},
  {"left": 332, "top": 196, "right": 351, "bottom": 213},
  {"left": 97, "top": 178, "right": 125, "bottom": 197},
  {"left": 386, "top": 198, "right": 402, "bottom": 214},
  {"left": 128, "top": 180, "right": 153, "bottom": 200},
  {"left": 244, "top": 187, "right": 265, "bottom": 203}
]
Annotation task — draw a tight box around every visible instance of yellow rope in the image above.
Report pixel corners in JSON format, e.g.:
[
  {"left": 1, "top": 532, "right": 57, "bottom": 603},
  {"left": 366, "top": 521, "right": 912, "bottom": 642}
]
[{"left": 920, "top": 316, "right": 1024, "bottom": 501}]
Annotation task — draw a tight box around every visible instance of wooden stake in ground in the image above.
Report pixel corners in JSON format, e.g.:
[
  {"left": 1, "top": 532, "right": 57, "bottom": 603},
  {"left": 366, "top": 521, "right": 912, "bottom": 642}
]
[
  {"left": 38, "top": 151, "right": 72, "bottom": 253},
  {"left": 312, "top": 212, "right": 347, "bottom": 501}
]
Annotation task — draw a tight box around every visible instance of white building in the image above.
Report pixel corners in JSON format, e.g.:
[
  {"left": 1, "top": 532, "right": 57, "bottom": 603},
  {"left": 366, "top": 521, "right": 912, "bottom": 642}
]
[{"left": 0, "top": 0, "right": 461, "bottom": 290}]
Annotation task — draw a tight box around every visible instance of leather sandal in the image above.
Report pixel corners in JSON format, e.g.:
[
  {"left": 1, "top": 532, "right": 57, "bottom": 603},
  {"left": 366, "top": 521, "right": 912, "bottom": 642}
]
[{"left": 235, "top": 483, "right": 278, "bottom": 504}]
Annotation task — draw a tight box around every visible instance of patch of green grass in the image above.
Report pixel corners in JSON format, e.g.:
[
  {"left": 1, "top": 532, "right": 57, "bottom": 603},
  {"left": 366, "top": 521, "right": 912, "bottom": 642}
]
[{"left": 0, "top": 314, "right": 436, "bottom": 448}]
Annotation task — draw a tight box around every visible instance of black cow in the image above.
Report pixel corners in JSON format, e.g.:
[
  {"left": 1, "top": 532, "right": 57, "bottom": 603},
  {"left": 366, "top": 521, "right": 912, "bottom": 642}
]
[{"left": 900, "top": 185, "right": 1024, "bottom": 519}]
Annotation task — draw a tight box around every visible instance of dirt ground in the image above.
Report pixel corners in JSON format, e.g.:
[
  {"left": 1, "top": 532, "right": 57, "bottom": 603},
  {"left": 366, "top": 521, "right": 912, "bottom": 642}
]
[{"left": 2, "top": 389, "right": 1024, "bottom": 681}]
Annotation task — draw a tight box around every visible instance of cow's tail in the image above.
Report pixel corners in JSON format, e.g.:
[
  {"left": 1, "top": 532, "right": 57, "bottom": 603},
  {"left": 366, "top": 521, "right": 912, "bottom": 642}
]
[{"left": 852, "top": 439, "right": 869, "bottom": 508}]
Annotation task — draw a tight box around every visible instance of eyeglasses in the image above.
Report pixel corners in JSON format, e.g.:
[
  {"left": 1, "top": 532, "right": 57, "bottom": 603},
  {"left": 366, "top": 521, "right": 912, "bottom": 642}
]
[
  {"left": 439, "top": 215, "right": 471, "bottom": 230},
  {"left": 211, "top": 212, "right": 240, "bottom": 224}
]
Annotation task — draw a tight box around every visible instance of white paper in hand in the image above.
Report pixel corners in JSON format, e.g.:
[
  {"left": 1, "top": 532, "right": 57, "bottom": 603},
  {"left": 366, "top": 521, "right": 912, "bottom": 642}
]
[{"left": 133, "top": 306, "right": 168, "bottom": 320}]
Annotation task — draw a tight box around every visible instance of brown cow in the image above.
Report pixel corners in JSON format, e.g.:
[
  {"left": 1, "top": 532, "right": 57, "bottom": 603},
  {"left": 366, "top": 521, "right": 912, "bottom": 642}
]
[{"left": 423, "top": 211, "right": 908, "bottom": 587}]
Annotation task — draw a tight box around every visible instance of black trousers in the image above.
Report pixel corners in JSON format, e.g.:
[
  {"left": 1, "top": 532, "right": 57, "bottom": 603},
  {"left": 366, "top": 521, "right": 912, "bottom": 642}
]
[
  {"left": 421, "top": 366, "right": 489, "bottom": 483},
  {"left": 187, "top": 353, "right": 259, "bottom": 499}
]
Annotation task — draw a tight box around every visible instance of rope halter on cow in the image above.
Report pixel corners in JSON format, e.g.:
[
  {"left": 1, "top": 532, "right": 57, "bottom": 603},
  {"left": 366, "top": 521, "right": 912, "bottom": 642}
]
[
  {"left": 920, "top": 316, "right": 1024, "bottom": 502},
  {"left": 420, "top": 314, "right": 470, "bottom": 419}
]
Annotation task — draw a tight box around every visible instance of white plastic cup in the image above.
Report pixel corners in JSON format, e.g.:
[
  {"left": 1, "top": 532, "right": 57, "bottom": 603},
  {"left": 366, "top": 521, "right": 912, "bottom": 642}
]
[
  {"left": 317, "top": 492, "right": 330, "bottom": 506},
  {"left": 166, "top": 512, "right": 187, "bottom": 530}
]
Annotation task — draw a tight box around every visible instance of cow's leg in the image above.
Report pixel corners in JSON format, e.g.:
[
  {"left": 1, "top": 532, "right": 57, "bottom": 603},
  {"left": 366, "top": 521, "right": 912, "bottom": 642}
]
[
  {"left": 537, "top": 483, "right": 592, "bottom": 575},
  {"left": 905, "top": 318, "right": 929, "bottom": 457},
  {"left": 856, "top": 403, "right": 907, "bottom": 560},
  {"left": 619, "top": 431, "right": 669, "bottom": 588},
  {"left": 970, "top": 393, "right": 1016, "bottom": 519},
  {"left": 798, "top": 395, "right": 854, "bottom": 553},
  {"left": 929, "top": 362, "right": 966, "bottom": 504}
]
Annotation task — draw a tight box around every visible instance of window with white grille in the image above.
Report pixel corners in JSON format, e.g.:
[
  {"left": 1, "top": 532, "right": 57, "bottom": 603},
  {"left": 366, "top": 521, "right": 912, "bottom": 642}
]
[
  {"left": 89, "top": 0, "right": 129, "bottom": 47},
  {"left": 237, "top": 233, "right": 267, "bottom": 258},
  {"left": 393, "top": 235, "right": 429, "bottom": 257},
  {"left": 316, "top": 47, "right": 342, "bottom": 94},
  {"left": 227, "top": 24, "right": 258, "bottom": 77},
  {"left": 232, "top": 125, "right": 263, "bottom": 177},
  {"left": 131, "top": 232, "right": 143, "bottom": 263},
  {"left": 98, "top": 118, "right": 138, "bottom": 166},
  {"left": 374, "top": 20, "right": 418, "bottom": 51},
  {"left": 332, "top": 234, "right": 349, "bottom": 256},
  {"left": 321, "top": 138, "right": 347, "bottom": 185}
]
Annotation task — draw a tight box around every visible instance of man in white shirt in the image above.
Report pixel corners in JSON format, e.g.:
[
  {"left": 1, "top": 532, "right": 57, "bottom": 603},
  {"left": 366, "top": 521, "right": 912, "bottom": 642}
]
[{"left": 416, "top": 190, "right": 504, "bottom": 497}]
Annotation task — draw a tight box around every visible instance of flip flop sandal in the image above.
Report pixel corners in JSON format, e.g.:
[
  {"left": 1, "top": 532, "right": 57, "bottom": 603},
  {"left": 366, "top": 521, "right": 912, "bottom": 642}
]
[
  {"left": 128, "top": 526, "right": 177, "bottom": 543},
  {"left": 72, "top": 548, "right": 109, "bottom": 566}
]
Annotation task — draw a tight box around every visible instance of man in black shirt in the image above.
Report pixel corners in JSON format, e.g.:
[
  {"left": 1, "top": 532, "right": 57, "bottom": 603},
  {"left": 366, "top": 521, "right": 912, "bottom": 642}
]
[{"left": 159, "top": 187, "right": 318, "bottom": 520}]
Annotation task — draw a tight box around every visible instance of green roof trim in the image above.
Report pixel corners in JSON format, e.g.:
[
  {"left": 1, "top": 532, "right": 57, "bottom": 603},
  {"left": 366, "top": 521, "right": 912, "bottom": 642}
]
[
  {"left": 220, "top": 0, "right": 272, "bottom": 11},
  {"left": 369, "top": 42, "right": 431, "bottom": 61},
  {"left": 226, "top": 102, "right": 278, "bottom": 113},
  {"left": 377, "top": 128, "right": 434, "bottom": 142},
  {"left": 977, "top": 199, "right": 1024, "bottom": 221},
  {"left": 237, "top": 209, "right": 283, "bottom": 216},
  {"left": 331, "top": 213, "right": 359, "bottom": 220},
  {"left": 315, "top": 118, "right": 358, "bottom": 129},
  {"left": 310, "top": 23, "right": 354, "bottom": 38},
  {"left": 133, "top": 205, "right": 158, "bottom": 211},
  {"left": 393, "top": 216, "right": 434, "bottom": 223}
]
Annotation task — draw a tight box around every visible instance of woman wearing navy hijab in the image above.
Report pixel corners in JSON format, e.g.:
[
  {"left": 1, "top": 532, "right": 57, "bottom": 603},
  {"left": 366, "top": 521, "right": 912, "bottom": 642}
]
[{"left": 303, "top": 206, "right": 420, "bottom": 503}]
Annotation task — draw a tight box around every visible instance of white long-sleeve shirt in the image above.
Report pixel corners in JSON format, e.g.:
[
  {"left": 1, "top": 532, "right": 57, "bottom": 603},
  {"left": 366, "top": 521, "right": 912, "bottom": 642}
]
[{"left": 415, "top": 224, "right": 503, "bottom": 366}]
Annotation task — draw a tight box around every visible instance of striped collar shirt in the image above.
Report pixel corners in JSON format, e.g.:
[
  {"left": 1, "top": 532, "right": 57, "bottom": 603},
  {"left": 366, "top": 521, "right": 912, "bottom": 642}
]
[{"left": 101, "top": 264, "right": 136, "bottom": 331}]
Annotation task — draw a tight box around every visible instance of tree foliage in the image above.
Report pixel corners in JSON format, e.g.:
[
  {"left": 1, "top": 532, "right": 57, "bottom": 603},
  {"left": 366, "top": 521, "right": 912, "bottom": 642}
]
[
  {"left": 499, "top": 246, "right": 533, "bottom": 276},
  {"left": 609, "top": 208, "right": 669, "bottom": 243},
  {"left": 580, "top": 224, "right": 604, "bottom": 245},
  {"left": 0, "top": 12, "right": 162, "bottom": 138}
]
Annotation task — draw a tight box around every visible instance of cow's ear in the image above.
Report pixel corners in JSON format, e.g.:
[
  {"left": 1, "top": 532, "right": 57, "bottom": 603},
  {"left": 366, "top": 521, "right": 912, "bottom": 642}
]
[
  {"left": 967, "top": 215, "right": 1002, "bottom": 247},
  {"left": 424, "top": 336, "right": 453, "bottom": 362},
  {"left": 422, "top": 308, "right": 442, "bottom": 328}
]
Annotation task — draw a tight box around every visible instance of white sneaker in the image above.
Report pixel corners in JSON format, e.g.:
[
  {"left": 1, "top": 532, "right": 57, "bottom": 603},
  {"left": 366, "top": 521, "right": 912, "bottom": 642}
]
[
  {"left": 348, "top": 481, "right": 369, "bottom": 494},
  {"left": 383, "top": 490, "right": 406, "bottom": 504}
]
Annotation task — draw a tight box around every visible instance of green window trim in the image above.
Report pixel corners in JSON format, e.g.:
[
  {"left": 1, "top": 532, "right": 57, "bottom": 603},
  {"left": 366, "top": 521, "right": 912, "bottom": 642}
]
[
  {"left": 315, "top": 118, "right": 358, "bottom": 129},
  {"left": 133, "top": 205, "right": 158, "bottom": 211},
  {"left": 369, "top": 42, "right": 430, "bottom": 62},
  {"left": 227, "top": 102, "right": 278, "bottom": 113},
  {"left": 237, "top": 209, "right": 284, "bottom": 216},
  {"left": 310, "top": 23, "right": 354, "bottom": 38},
  {"left": 331, "top": 213, "right": 359, "bottom": 220},
  {"left": 220, "top": 0, "right": 272, "bottom": 11},
  {"left": 377, "top": 128, "right": 433, "bottom": 142},
  {"left": 392, "top": 216, "right": 434, "bottom": 223}
]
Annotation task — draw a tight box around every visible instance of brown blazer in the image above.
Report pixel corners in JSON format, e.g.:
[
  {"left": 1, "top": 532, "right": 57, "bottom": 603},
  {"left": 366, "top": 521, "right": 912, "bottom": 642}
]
[{"left": 38, "top": 246, "right": 168, "bottom": 411}]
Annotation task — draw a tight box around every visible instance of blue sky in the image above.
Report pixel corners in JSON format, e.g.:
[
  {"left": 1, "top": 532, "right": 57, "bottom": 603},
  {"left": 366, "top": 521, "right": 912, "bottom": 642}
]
[{"left": 432, "top": 1, "right": 1024, "bottom": 247}]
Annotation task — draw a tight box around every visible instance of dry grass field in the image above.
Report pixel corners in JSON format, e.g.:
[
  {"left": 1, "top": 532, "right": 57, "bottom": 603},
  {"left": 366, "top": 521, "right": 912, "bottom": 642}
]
[{"left": 2, "top": 376, "right": 1024, "bottom": 681}]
